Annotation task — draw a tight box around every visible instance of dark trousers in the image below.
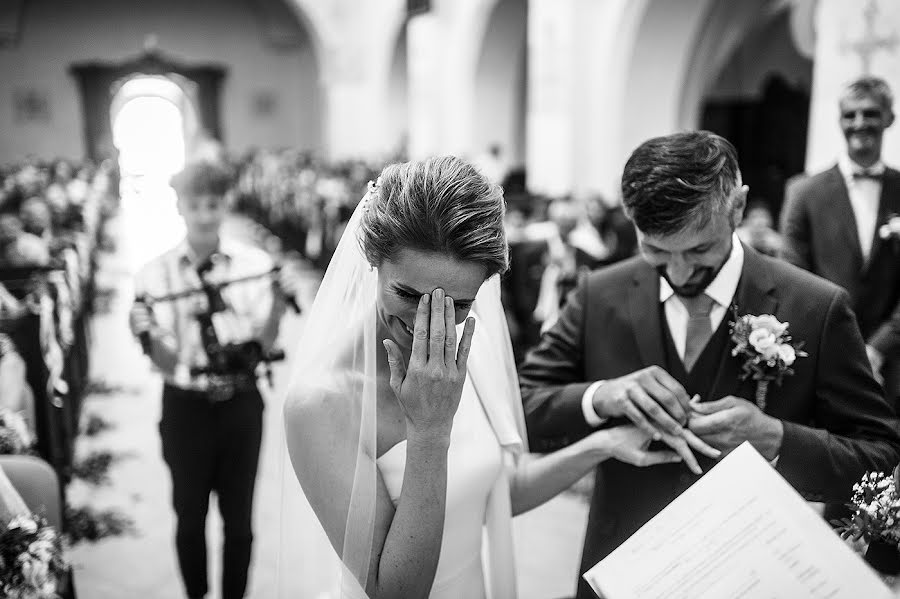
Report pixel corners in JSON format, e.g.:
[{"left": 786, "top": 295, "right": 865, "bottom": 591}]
[{"left": 159, "top": 384, "right": 264, "bottom": 599}]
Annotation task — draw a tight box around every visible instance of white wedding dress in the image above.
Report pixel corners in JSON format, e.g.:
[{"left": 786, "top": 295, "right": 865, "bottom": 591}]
[{"left": 376, "top": 375, "right": 503, "bottom": 599}]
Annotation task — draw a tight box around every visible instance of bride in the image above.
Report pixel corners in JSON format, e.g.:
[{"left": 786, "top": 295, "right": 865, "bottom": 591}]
[{"left": 282, "top": 156, "right": 713, "bottom": 599}]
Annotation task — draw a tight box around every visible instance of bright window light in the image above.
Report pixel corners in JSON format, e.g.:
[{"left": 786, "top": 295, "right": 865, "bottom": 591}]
[
  {"left": 113, "top": 95, "right": 185, "bottom": 180},
  {"left": 112, "top": 79, "right": 189, "bottom": 270}
]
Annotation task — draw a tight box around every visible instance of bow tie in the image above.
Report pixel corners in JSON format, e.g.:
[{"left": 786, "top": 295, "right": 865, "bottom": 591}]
[{"left": 852, "top": 170, "right": 883, "bottom": 181}]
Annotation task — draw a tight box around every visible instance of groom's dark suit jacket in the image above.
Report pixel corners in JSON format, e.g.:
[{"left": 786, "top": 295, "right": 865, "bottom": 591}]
[
  {"left": 781, "top": 165, "right": 900, "bottom": 401},
  {"left": 519, "top": 245, "right": 900, "bottom": 599}
]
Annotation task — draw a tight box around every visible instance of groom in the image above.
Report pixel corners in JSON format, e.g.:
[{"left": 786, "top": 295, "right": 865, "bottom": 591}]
[{"left": 519, "top": 131, "right": 900, "bottom": 599}]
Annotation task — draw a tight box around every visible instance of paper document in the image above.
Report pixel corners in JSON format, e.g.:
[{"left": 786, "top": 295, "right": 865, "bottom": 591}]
[{"left": 583, "top": 442, "right": 892, "bottom": 599}]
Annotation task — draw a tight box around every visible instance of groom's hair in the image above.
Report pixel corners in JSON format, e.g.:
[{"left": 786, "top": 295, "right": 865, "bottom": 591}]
[{"left": 621, "top": 131, "right": 741, "bottom": 236}]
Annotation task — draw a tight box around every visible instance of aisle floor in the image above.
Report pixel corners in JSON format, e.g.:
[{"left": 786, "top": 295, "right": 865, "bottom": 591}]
[{"left": 67, "top": 210, "right": 589, "bottom": 599}]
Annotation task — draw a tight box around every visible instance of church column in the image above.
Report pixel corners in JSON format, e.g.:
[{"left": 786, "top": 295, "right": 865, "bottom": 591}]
[
  {"left": 406, "top": 0, "right": 497, "bottom": 161},
  {"left": 310, "top": 0, "right": 406, "bottom": 160},
  {"left": 318, "top": 38, "right": 398, "bottom": 160},
  {"left": 526, "top": 0, "right": 640, "bottom": 200},
  {"left": 804, "top": 0, "right": 900, "bottom": 172},
  {"left": 407, "top": 12, "right": 445, "bottom": 159}
]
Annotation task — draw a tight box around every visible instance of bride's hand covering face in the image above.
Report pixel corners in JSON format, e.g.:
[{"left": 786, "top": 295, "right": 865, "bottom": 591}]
[{"left": 382, "top": 289, "right": 476, "bottom": 443}]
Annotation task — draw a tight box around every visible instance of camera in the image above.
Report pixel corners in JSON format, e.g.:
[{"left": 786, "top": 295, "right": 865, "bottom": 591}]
[{"left": 189, "top": 340, "right": 285, "bottom": 378}]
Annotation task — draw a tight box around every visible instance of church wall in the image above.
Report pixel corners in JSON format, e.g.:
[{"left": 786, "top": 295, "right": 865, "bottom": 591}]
[{"left": 0, "top": 0, "right": 321, "bottom": 164}]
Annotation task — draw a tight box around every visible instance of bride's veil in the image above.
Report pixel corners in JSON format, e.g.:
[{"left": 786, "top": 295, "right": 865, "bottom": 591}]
[{"left": 275, "top": 186, "right": 378, "bottom": 599}]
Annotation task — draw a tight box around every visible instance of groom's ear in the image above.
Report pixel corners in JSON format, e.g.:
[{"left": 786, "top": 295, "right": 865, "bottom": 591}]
[{"left": 729, "top": 185, "right": 749, "bottom": 228}]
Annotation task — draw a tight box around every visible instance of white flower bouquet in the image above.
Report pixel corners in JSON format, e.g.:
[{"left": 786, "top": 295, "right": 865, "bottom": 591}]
[{"left": 834, "top": 470, "right": 900, "bottom": 546}]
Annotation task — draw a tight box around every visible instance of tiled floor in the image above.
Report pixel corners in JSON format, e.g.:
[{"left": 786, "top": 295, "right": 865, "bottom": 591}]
[{"left": 67, "top": 207, "right": 589, "bottom": 599}]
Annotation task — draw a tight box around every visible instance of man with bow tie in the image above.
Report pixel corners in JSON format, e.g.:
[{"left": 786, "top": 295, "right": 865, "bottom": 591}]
[{"left": 781, "top": 76, "right": 900, "bottom": 413}]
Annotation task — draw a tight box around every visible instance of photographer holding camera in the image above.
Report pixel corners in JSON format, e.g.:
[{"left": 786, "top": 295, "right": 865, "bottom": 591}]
[{"left": 128, "top": 160, "right": 300, "bottom": 599}]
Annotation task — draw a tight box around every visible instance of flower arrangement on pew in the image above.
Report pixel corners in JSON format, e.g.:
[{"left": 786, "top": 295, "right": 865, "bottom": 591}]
[
  {"left": 0, "top": 513, "right": 68, "bottom": 599},
  {"left": 833, "top": 464, "right": 900, "bottom": 575},
  {"left": 0, "top": 467, "right": 67, "bottom": 599}
]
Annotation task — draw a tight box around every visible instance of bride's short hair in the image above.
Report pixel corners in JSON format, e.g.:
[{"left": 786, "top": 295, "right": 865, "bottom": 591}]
[{"left": 358, "top": 155, "right": 509, "bottom": 277}]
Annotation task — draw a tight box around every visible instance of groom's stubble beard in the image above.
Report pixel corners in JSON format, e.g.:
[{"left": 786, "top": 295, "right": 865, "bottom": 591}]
[{"left": 656, "top": 240, "right": 732, "bottom": 299}]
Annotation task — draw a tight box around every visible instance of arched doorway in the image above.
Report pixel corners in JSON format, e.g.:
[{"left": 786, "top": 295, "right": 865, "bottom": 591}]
[
  {"left": 110, "top": 75, "right": 193, "bottom": 269},
  {"left": 70, "top": 47, "right": 227, "bottom": 164},
  {"left": 473, "top": 0, "right": 528, "bottom": 177}
]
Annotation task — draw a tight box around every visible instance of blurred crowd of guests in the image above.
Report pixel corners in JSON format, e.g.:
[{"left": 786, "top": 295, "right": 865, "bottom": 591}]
[
  {"left": 0, "top": 157, "right": 117, "bottom": 476},
  {"left": 232, "top": 148, "right": 384, "bottom": 269},
  {"left": 230, "top": 147, "right": 790, "bottom": 363}
]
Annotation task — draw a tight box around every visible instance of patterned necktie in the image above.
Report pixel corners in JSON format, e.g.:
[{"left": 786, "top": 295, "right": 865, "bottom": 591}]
[{"left": 680, "top": 293, "right": 716, "bottom": 372}]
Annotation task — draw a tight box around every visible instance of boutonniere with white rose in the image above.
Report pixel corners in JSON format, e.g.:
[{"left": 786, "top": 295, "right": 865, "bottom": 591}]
[
  {"left": 879, "top": 214, "right": 900, "bottom": 241},
  {"left": 729, "top": 309, "right": 808, "bottom": 410}
]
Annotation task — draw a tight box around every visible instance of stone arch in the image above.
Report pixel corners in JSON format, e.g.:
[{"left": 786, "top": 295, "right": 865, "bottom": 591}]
[{"left": 618, "top": 0, "right": 810, "bottom": 180}]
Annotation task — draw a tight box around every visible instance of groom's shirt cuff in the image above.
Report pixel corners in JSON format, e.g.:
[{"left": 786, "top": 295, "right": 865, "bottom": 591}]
[{"left": 582, "top": 381, "right": 608, "bottom": 427}]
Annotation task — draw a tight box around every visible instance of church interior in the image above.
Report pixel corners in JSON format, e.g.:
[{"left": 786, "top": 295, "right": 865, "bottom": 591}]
[{"left": 0, "top": 0, "right": 899, "bottom": 597}]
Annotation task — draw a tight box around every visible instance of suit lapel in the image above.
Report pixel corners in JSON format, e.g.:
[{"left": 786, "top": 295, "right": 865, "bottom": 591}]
[
  {"left": 869, "top": 167, "right": 900, "bottom": 264},
  {"left": 708, "top": 245, "right": 779, "bottom": 402},
  {"left": 628, "top": 264, "right": 666, "bottom": 367},
  {"left": 824, "top": 166, "right": 865, "bottom": 273}
]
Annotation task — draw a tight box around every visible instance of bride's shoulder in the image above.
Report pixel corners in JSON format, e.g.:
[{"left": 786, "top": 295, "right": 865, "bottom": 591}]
[{"left": 284, "top": 370, "right": 367, "bottom": 429}]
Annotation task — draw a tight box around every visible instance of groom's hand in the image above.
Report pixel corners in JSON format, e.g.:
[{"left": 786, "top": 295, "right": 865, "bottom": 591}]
[
  {"left": 688, "top": 396, "right": 784, "bottom": 461},
  {"left": 591, "top": 366, "right": 691, "bottom": 438}
]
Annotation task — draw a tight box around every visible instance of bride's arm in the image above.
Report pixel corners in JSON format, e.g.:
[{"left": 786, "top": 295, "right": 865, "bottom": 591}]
[
  {"left": 509, "top": 426, "right": 681, "bottom": 515},
  {"left": 286, "top": 295, "right": 475, "bottom": 599},
  {"left": 285, "top": 392, "right": 451, "bottom": 599}
]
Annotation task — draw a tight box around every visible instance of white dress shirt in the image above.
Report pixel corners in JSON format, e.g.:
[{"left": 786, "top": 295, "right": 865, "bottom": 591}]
[
  {"left": 582, "top": 234, "right": 745, "bottom": 425},
  {"left": 838, "top": 153, "right": 885, "bottom": 263}
]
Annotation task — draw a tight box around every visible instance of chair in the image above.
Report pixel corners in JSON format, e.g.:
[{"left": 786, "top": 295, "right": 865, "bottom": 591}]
[
  {"left": 0, "top": 454, "right": 76, "bottom": 598},
  {"left": 0, "top": 454, "right": 62, "bottom": 529}
]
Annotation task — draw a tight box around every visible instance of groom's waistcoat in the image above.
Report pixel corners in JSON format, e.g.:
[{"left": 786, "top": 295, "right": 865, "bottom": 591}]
[
  {"left": 593, "top": 304, "right": 733, "bottom": 543},
  {"left": 659, "top": 301, "right": 733, "bottom": 403}
]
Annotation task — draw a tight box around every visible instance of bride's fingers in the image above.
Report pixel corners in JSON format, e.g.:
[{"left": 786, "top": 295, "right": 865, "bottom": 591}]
[
  {"left": 682, "top": 429, "right": 721, "bottom": 459},
  {"left": 637, "top": 450, "right": 683, "bottom": 466},
  {"left": 444, "top": 296, "right": 457, "bottom": 366},
  {"left": 410, "top": 294, "right": 430, "bottom": 366},
  {"left": 664, "top": 435, "right": 702, "bottom": 475},
  {"left": 382, "top": 339, "right": 407, "bottom": 398},
  {"left": 428, "top": 288, "right": 446, "bottom": 365},
  {"left": 455, "top": 317, "right": 476, "bottom": 372}
]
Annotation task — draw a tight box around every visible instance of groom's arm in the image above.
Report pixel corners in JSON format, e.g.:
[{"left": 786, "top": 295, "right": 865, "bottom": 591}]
[
  {"left": 519, "top": 275, "right": 596, "bottom": 451},
  {"left": 776, "top": 287, "right": 900, "bottom": 503}
]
